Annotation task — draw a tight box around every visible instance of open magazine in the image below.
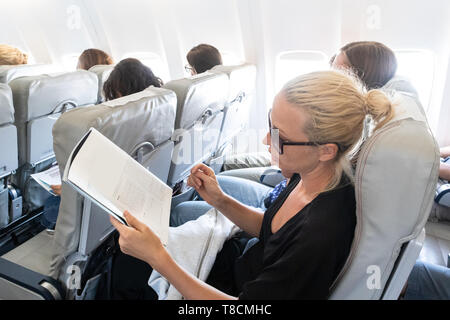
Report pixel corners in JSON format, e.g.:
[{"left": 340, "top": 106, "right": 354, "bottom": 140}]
[
  {"left": 63, "top": 128, "right": 172, "bottom": 245},
  {"left": 31, "top": 165, "right": 61, "bottom": 196}
]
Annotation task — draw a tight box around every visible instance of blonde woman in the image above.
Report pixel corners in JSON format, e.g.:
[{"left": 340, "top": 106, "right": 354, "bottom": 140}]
[
  {"left": 0, "top": 44, "right": 28, "bottom": 65},
  {"left": 110, "top": 70, "right": 394, "bottom": 299}
]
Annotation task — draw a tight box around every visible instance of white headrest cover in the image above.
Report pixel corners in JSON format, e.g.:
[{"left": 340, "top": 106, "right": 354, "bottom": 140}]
[
  {"left": 0, "top": 64, "right": 58, "bottom": 84},
  {"left": 211, "top": 64, "right": 256, "bottom": 102},
  {"left": 53, "top": 86, "right": 176, "bottom": 173},
  {"left": 9, "top": 70, "right": 98, "bottom": 124},
  {"left": 88, "top": 64, "right": 114, "bottom": 101},
  {"left": 0, "top": 83, "right": 14, "bottom": 125},
  {"left": 330, "top": 93, "right": 439, "bottom": 299},
  {"left": 163, "top": 72, "right": 229, "bottom": 129}
]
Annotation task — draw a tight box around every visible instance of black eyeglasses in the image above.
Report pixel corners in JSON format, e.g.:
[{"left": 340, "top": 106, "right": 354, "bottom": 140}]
[
  {"left": 268, "top": 109, "right": 340, "bottom": 155},
  {"left": 185, "top": 64, "right": 194, "bottom": 74}
]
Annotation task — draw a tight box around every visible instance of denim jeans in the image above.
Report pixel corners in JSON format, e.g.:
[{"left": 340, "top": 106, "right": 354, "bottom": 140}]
[
  {"left": 403, "top": 260, "right": 450, "bottom": 300},
  {"left": 170, "top": 175, "right": 273, "bottom": 227},
  {"left": 41, "top": 195, "right": 61, "bottom": 230}
]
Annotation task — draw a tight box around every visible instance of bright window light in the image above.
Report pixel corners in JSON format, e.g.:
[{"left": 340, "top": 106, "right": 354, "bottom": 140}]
[
  {"left": 121, "top": 52, "right": 170, "bottom": 83},
  {"left": 62, "top": 53, "right": 80, "bottom": 72},
  {"left": 220, "top": 51, "right": 242, "bottom": 66},
  {"left": 394, "top": 49, "right": 435, "bottom": 109},
  {"left": 275, "top": 51, "right": 329, "bottom": 92}
]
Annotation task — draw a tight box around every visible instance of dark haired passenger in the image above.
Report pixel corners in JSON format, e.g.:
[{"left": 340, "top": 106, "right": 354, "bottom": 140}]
[
  {"left": 330, "top": 41, "right": 397, "bottom": 90},
  {"left": 77, "top": 48, "right": 113, "bottom": 70},
  {"left": 103, "top": 58, "right": 163, "bottom": 100},
  {"left": 185, "top": 44, "right": 223, "bottom": 75},
  {"left": 46, "top": 58, "right": 163, "bottom": 234}
]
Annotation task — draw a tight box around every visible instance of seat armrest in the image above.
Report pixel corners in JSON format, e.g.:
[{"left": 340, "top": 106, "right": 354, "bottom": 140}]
[{"left": 0, "top": 257, "right": 64, "bottom": 300}]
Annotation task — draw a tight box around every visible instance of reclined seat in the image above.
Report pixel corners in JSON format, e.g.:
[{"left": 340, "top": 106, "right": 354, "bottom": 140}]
[
  {"left": 164, "top": 72, "right": 229, "bottom": 187},
  {"left": 8, "top": 70, "right": 98, "bottom": 213},
  {"left": 329, "top": 91, "right": 440, "bottom": 299},
  {"left": 88, "top": 65, "right": 114, "bottom": 103},
  {"left": 0, "top": 84, "right": 18, "bottom": 228},
  {"left": 0, "top": 86, "right": 176, "bottom": 300},
  {"left": 0, "top": 64, "right": 58, "bottom": 84},
  {"left": 208, "top": 64, "right": 256, "bottom": 169}
]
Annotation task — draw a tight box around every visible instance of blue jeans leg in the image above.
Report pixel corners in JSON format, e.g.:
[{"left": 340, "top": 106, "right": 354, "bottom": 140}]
[
  {"left": 404, "top": 260, "right": 450, "bottom": 300},
  {"left": 170, "top": 201, "right": 213, "bottom": 227},
  {"left": 216, "top": 175, "right": 272, "bottom": 210}
]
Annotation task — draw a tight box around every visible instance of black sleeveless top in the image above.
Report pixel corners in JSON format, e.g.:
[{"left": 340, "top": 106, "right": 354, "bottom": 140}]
[{"left": 235, "top": 174, "right": 356, "bottom": 300}]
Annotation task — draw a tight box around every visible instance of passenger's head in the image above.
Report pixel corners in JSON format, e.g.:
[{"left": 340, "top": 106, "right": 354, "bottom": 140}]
[
  {"left": 186, "top": 44, "right": 223, "bottom": 75},
  {"left": 0, "top": 44, "right": 28, "bottom": 65},
  {"left": 77, "top": 48, "right": 113, "bottom": 70},
  {"left": 330, "top": 41, "right": 397, "bottom": 90},
  {"left": 103, "top": 58, "right": 163, "bottom": 101},
  {"left": 265, "top": 70, "right": 395, "bottom": 190}
]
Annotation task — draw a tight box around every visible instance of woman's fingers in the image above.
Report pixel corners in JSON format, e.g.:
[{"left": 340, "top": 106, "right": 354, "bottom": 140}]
[
  {"left": 109, "top": 215, "right": 128, "bottom": 234},
  {"left": 123, "top": 211, "right": 146, "bottom": 232}
]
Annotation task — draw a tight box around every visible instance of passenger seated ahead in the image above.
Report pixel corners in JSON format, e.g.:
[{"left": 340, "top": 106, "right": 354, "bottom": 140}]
[
  {"left": 110, "top": 70, "right": 395, "bottom": 299},
  {"left": 76, "top": 48, "right": 113, "bottom": 70},
  {"left": 46, "top": 58, "right": 163, "bottom": 230},
  {"left": 103, "top": 58, "right": 163, "bottom": 100},
  {"left": 0, "top": 44, "right": 28, "bottom": 65},
  {"left": 185, "top": 43, "right": 223, "bottom": 75}
]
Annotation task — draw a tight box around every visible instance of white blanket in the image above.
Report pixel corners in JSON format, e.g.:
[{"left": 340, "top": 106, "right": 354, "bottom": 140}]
[{"left": 148, "top": 208, "right": 239, "bottom": 299}]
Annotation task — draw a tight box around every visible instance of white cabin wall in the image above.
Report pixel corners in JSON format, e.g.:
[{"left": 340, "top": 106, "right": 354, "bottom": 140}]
[{"left": 341, "top": 0, "right": 450, "bottom": 145}]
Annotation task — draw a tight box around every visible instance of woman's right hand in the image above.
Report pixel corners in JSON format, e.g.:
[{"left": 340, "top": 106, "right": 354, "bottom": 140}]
[{"left": 187, "top": 164, "right": 225, "bottom": 207}]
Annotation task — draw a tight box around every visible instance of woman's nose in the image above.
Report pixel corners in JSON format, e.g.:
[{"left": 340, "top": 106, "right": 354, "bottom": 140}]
[{"left": 263, "top": 132, "right": 270, "bottom": 146}]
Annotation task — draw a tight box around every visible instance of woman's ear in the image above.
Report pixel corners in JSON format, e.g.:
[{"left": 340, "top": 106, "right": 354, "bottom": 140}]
[{"left": 319, "top": 143, "right": 339, "bottom": 162}]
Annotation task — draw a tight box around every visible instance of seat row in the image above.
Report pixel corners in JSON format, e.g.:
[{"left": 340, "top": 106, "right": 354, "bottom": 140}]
[{"left": 0, "top": 63, "right": 256, "bottom": 229}]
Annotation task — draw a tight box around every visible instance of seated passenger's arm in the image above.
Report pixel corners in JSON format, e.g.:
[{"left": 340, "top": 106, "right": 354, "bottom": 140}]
[
  {"left": 440, "top": 162, "right": 450, "bottom": 181},
  {"left": 188, "top": 164, "right": 264, "bottom": 238},
  {"left": 110, "top": 212, "right": 237, "bottom": 300},
  {"left": 441, "top": 146, "right": 450, "bottom": 158}
]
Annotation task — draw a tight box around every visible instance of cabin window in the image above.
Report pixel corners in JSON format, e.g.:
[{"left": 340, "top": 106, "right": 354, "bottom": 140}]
[
  {"left": 275, "top": 50, "right": 329, "bottom": 92},
  {"left": 394, "top": 49, "right": 435, "bottom": 109},
  {"left": 121, "top": 52, "right": 170, "bottom": 83}
]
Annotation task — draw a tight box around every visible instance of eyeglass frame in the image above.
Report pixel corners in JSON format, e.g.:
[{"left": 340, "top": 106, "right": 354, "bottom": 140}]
[
  {"left": 184, "top": 64, "right": 195, "bottom": 74},
  {"left": 268, "top": 108, "right": 341, "bottom": 155}
]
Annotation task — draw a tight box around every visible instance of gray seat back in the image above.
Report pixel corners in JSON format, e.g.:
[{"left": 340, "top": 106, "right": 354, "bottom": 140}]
[
  {"left": 51, "top": 86, "right": 176, "bottom": 278},
  {"left": 9, "top": 70, "right": 98, "bottom": 166},
  {"left": 210, "top": 64, "right": 256, "bottom": 150},
  {"left": 0, "top": 84, "right": 18, "bottom": 178},
  {"left": 88, "top": 65, "right": 114, "bottom": 103},
  {"left": 329, "top": 93, "right": 440, "bottom": 299},
  {"left": 0, "top": 64, "right": 58, "bottom": 84},
  {"left": 0, "top": 84, "right": 18, "bottom": 228},
  {"left": 164, "top": 72, "right": 229, "bottom": 186}
]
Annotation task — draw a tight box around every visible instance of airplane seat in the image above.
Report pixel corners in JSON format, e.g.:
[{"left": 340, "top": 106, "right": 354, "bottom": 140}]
[
  {"left": 8, "top": 70, "right": 98, "bottom": 214},
  {"left": 207, "top": 64, "right": 257, "bottom": 172},
  {"left": 88, "top": 64, "right": 114, "bottom": 103},
  {"left": 0, "top": 64, "right": 59, "bottom": 84},
  {"left": 329, "top": 92, "right": 440, "bottom": 300},
  {"left": 0, "top": 86, "right": 176, "bottom": 300},
  {"left": 0, "top": 84, "right": 19, "bottom": 228},
  {"left": 163, "top": 72, "right": 229, "bottom": 188}
]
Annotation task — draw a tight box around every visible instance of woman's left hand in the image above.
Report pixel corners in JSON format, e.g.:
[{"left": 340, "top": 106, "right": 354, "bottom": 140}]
[{"left": 109, "top": 211, "right": 166, "bottom": 267}]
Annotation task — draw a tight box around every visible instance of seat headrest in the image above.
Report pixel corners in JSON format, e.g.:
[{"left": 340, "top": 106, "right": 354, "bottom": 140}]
[
  {"left": 383, "top": 76, "right": 419, "bottom": 98},
  {"left": 163, "top": 72, "right": 229, "bottom": 129},
  {"left": 210, "top": 64, "right": 256, "bottom": 102},
  {"left": 0, "top": 64, "right": 59, "bottom": 84},
  {"left": 53, "top": 86, "right": 176, "bottom": 173},
  {"left": 330, "top": 92, "right": 440, "bottom": 299},
  {"left": 9, "top": 70, "right": 98, "bottom": 123},
  {"left": 88, "top": 65, "right": 115, "bottom": 102},
  {"left": 0, "top": 83, "right": 14, "bottom": 125}
]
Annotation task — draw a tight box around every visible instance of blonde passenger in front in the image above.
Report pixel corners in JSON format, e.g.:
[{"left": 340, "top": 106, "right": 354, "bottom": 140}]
[{"left": 109, "top": 70, "right": 394, "bottom": 299}]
